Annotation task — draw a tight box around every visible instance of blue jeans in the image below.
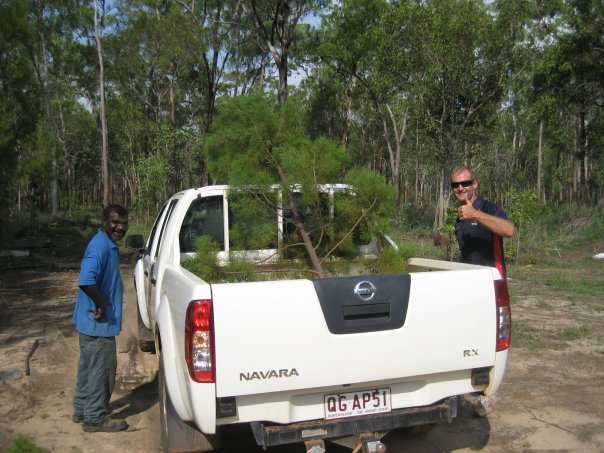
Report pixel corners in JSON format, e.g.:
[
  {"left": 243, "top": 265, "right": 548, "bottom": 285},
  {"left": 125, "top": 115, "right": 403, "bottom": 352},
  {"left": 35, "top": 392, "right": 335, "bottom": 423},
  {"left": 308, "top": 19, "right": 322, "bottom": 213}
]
[{"left": 73, "top": 333, "right": 117, "bottom": 424}]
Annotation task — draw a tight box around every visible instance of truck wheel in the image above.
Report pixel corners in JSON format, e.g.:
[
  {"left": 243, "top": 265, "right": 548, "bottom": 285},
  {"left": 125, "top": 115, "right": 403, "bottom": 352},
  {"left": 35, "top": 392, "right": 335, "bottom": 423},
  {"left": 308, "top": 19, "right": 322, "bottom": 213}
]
[
  {"left": 137, "top": 303, "right": 155, "bottom": 353},
  {"left": 159, "top": 357, "right": 219, "bottom": 452}
]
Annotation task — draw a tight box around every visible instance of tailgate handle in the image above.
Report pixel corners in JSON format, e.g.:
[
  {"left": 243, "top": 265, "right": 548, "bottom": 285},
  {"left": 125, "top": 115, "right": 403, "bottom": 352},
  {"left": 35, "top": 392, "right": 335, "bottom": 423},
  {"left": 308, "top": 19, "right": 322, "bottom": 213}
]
[{"left": 342, "top": 303, "right": 390, "bottom": 320}]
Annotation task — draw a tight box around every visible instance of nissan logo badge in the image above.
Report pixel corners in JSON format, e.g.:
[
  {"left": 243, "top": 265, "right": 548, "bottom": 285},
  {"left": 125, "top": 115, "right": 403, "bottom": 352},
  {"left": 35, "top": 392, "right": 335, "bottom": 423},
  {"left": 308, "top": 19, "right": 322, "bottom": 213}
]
[{"left": 354, "top": 281, "right": 376, "bottom": 300}]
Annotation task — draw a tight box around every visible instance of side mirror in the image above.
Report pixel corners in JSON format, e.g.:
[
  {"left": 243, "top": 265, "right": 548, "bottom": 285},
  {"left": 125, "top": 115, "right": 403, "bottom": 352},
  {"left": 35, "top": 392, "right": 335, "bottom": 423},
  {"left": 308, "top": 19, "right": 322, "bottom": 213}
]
[{"left": 125, "top": 234, "right": 145, "bottom": 250}]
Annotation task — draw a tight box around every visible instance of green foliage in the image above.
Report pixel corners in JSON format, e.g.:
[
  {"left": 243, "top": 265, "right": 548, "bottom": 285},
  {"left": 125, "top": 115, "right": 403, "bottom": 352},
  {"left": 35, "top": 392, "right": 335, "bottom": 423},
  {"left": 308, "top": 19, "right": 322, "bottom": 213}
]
[
  {"left": 434, "top": 202, "right": 458, "bottom": 261},
  {"left": 182, "top": 236, "right": 221, "bottom": 282},
  {"left": 560, "top": 325, "right": 591, "bottom": 342},
  {"left": 507, "top": 203, "right": 602, "bottom": 261},
  {"left": 135, "top": 154, "right": 172, "bottom": 217},
  {"left": 207, "top": 93, "right": 349, "bottom": 187},
  {"left": 577, "top": 211, "right": 604, "bottom": 243},
  {"left": 505, "top": 189, "right": 550, "bottom": 228},
  {"left": 182, "top": 236, "right": 256, "bottom": 283},
  {"left": 183, "top": 235, "right": 413, "bottom": 283},
  {"left": 206, "top": 94, "right": 395, "bottom": 274},
  {"left": 2, "top": 0, "right": 604, "bottom": 241},
  {"left": 125, "top": 220, "right": 151, "bottom": 243},
  {"left": 8, "top": 434, "right": 49, "bottom": 453},
  {"left": 0, "top": 0, "right": 42, "bottom": 238},
  {"left": 1, "top": 209, "right": 97, "bottom": 251},
  {"left": 394, "top": 203, "right": 434, "bottom": 230},
  {"left": 543, "top": 272, "right": 604, "bottom": 299},
  {"left": 438, "top": 203, "right": 458, "bottom": 237},
  {"left": 511, "top": 319, "right": 544, "bottom": 350},
  {"left": 343, "top": 168, "right": 396, "bottom": 232},
  {"left": 365, "top": 243, "right": 415, "bottom": 275},
  {"left": 227, "top": 191, "right": 278, "bottom": 251},
  {"left": 504, "top": 189, "right": 550, "bottom": 262},
  {"left": 222, "top": 256, "right": 257, "bottom": 283}
]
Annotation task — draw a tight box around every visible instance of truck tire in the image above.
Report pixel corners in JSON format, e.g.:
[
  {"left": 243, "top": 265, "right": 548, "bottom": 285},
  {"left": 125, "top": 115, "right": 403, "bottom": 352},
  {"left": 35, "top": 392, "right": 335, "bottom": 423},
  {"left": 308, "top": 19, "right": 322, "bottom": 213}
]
[
  {"left": 137, "top": 302, "right": 155, "bottom": 353},
  {"left": 159, "top": 357, "right": 219, "bottom": 452}
]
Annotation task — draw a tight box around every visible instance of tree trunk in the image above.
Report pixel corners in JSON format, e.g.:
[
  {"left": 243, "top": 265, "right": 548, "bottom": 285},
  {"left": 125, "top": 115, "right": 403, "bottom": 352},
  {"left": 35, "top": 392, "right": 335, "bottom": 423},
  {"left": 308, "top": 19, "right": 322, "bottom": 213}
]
[
  {"left": 94, "top": 0, "right": 110, "bottom": 206},
  {"left": 578, "top": 112, "right": 588, "bottom": 203},
  {"left": 277, "top": 54, "right": 288, "bottom": 104},
  {"left": 433, "top": 170, "right": 448, "bottom": 231},
  {"left": 342, "top": 84, "right": 351, "bottom": 148},
  {"left": 537, "top": 119, "right": 544, "bottom": 202},
  {"left": 275, "top": 165, "right": 324, "bottom": 277},
  {"left": 240, "top": 0, "right": 304, "bottom": 105},
  {"left": 286, "top": 194, "right": 324, "bottom": 277},
  {"left": 385, "top": 104, "right": 409, "bottom": 205},
  {"left": 36, "top": 25, "right": 58, "bottom": 216},
  {"left": 572, "top": 113, "right": 587, "bottom": 205}
]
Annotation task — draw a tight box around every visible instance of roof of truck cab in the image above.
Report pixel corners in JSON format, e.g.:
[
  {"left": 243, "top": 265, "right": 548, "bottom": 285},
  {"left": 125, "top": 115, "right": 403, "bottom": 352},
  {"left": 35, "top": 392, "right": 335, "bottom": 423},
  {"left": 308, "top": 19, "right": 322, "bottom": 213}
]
[{"left": 178, "top": 184, "right": 350, "bottom": 194}]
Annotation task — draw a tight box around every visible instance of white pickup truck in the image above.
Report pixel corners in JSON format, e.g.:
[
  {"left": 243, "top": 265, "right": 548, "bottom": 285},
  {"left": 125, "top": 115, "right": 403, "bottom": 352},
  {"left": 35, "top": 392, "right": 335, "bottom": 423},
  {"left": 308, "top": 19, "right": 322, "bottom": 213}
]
[{"left": 127, "top": 185, "right": 511, "bottom": 453}]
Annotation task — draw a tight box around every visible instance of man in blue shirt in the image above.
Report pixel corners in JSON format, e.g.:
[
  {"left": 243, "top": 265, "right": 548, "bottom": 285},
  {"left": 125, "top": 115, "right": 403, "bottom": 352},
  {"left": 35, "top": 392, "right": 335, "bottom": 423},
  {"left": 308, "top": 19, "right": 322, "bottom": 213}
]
[
  {"left": 72, "top": 204, "right": 129, "bottom": 432},
  {"left": 451, "top": 166, "right": 515, "bottom": 278}
]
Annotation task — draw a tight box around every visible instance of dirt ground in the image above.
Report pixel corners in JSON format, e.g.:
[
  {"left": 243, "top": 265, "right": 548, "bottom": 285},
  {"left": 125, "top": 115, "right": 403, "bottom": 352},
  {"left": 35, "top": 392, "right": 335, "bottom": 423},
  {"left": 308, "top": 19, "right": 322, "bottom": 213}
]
[{"left": 0, "top": 242, "right": 603, "bottom": 453}]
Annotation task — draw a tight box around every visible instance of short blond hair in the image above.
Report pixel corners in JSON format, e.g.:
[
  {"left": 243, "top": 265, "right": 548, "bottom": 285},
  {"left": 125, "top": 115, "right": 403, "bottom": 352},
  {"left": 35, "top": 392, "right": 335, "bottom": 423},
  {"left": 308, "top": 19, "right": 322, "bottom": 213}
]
[{"left": 451, "top": 166, "right": 476, "bottom": 180}]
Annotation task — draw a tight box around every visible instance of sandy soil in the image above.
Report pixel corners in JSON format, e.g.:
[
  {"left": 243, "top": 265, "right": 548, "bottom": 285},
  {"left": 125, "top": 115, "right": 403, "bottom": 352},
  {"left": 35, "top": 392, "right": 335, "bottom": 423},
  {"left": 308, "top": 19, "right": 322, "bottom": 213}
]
[{"left": 0, "top": 244, "right": 602, "bottom": 452}]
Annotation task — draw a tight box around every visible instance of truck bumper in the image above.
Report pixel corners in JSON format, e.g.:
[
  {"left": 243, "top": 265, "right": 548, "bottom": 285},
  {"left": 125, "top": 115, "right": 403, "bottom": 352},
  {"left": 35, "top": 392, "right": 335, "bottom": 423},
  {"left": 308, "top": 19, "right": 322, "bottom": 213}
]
[{"left": 250, "top": 396, "right": 458, "bottom": 448}]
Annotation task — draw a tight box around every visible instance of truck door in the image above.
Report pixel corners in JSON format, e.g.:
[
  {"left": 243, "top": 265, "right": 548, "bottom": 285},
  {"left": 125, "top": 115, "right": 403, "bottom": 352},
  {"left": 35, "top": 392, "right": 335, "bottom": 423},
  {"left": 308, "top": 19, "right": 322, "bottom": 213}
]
[{"left": 145, "top": 199, "right": 178, "bottom": 320}]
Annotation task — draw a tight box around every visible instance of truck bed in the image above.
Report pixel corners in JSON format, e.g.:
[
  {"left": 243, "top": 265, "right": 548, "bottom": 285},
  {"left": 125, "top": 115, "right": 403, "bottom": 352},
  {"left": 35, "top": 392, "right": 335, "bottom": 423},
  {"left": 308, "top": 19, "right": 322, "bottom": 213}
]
[{"left": 205, "top": 265, "right": 499, "bottom": 425}]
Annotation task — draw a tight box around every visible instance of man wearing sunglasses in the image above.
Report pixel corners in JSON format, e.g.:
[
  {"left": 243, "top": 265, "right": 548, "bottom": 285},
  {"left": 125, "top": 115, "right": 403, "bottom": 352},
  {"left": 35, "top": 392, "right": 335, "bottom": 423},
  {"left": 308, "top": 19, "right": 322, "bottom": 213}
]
[
  {"left": 451, "top": 166, "right": 514, "bottom": 280},
  {"left": 451, "top": 166, "right": 514, "bottom": 417}
]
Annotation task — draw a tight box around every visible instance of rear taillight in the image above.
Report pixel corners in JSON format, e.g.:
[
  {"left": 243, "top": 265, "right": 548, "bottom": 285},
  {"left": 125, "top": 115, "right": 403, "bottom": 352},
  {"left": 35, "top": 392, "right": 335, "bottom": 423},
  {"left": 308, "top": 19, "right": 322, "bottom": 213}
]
[
  {"left": 185, "top": 300, "right": 215, "bottom": 383},
  {"left": 494, "top": 280, "right": 511, "bottom": 351}
]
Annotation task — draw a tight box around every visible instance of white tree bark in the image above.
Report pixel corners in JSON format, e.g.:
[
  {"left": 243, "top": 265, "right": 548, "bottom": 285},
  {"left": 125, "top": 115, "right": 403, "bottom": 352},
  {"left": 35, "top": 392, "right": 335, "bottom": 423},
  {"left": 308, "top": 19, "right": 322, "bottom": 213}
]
[{"left": 94, "top": 0, "right": 110, "bottom": 206}]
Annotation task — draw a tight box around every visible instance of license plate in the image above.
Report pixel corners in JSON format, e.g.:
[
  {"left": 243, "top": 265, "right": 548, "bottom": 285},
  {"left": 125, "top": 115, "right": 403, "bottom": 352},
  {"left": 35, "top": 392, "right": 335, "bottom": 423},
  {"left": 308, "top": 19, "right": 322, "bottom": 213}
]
[{"left": 324, "top": 388, "right": 391, "bottom": 420}]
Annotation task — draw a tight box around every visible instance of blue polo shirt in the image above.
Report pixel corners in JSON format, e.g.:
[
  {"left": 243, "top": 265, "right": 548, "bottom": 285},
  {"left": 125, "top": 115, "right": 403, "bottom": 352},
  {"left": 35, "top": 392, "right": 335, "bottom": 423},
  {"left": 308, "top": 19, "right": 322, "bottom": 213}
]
[
  {"left": 455, "top": 197, "right": 508, "bottom": 278},
  {"left": 72, "top": 229, "right": 123, "bottom": 337}
]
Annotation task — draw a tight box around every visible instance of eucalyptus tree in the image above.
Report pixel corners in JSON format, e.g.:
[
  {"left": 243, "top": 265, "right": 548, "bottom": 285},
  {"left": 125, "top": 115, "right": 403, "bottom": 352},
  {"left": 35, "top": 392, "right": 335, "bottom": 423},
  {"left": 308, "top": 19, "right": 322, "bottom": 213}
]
[
  {"left": 0, "top": 0, "right": 42, "bottom": 235},
  {"left": 378, "top": 0, "right": 519, "bottom": 229},
  {"left": 319, "top": 0, "right": 413, "bottom": 205},
  {"left": 484, "top": 0, "right": 543, "bottom": 197},
  {"left": 55, "top": 97, "right": 98, "bottom": 209},
  {"left": 171, "top": 0, "right": 246, "bottom": 185},
  {"left": 55, "top": 0, "right": 120, "bottom": 207},
  {"left": 106, "top": 0, "right": 204, "bottom": 207},
  {"left": 92, "top": 0, "right": 111, "bottom": 206},
  {"left": 531, "top": 0, "right": 604, "bottom": 204},
  {"left": 239, "top": 0, "right": 326, "bottom": 103},
  {"left": 10, "top": 0, "right": 81, "bottom": 215}
]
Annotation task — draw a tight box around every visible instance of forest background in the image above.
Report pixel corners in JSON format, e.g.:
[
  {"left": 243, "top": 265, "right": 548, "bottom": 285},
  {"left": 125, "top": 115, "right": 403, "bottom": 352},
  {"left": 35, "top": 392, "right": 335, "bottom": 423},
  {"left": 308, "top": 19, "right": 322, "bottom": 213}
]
[{"left": 1, "top": 0, "right": 603, "bottom": 262}]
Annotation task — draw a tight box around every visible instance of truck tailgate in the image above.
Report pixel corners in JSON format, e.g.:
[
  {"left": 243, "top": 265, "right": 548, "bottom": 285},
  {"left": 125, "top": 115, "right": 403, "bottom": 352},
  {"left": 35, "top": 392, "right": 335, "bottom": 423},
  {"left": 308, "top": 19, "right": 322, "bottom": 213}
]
[{"left": 211, "top": 269, "right": 496, "bottom": 397}]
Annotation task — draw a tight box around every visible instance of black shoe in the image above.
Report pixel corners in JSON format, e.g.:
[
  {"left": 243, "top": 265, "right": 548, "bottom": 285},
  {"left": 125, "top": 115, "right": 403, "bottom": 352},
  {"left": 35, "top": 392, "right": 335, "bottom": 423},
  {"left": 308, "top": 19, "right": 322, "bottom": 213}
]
[
  {"left": 82, "top": 417, "right": 128, "bottom": 432},
  {"left": 72, "top": 412, "right": 84, "bottom": 423}
]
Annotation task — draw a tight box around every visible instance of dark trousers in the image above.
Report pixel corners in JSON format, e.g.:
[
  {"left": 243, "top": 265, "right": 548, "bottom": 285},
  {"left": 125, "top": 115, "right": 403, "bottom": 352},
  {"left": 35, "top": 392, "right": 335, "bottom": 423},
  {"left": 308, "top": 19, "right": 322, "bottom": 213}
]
[{"left": 73, "top": 333, "right": 117, "bottom": 424}]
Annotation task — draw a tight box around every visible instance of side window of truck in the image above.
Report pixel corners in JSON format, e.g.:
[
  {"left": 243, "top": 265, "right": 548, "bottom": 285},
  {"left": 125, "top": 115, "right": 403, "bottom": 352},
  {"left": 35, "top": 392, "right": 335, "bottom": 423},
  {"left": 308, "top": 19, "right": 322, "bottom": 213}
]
[
  {"left": 179, "top": 196, "right": 225, "bottom": 253},
  {"left": 145, "top": 202, "right": 169, "bottom": 256},
  {"left": 154, "top": 200, "right": 179, "bottom": 259}
]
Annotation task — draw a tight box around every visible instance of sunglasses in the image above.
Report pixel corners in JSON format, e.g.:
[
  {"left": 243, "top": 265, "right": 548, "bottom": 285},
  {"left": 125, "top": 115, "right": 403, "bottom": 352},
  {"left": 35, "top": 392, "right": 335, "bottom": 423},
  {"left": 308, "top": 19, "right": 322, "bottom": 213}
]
[{"left": 450, "top": 180, "right": 474, "bottom": 189}]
